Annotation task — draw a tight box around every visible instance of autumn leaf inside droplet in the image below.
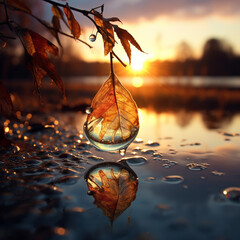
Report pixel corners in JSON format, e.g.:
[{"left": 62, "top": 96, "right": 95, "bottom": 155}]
[
  {"left": 84, "top": 73, "right": 139, "bottom": 151},
  {"left": 85, "top": 162, "right": 138, "bottom": 223}
]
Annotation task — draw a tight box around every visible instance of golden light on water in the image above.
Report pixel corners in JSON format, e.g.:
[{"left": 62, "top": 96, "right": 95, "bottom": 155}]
[{"left": 132, "top": 77, "right": 143, "bottom": 88}]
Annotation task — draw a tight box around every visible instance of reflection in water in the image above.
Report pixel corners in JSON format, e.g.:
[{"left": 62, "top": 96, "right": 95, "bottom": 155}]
[{"left": 84, "top": 162, "right": 138, "bottom": 223}]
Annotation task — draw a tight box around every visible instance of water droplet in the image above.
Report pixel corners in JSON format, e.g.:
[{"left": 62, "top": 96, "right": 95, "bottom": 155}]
[
  {"left": 186, "top": 163, "right": 207, "bottom": 171},
  {"left": 153, "top": 153, "right": 163, "bottom": 158},
  {"left": 162, "top": 163, "right": 171, "bottom": 168},
  {"left": 162, "top": 175, "right": 184, "bottom": 184},
  {"left": 141, "top": 149, "right": 155, "bottom": 154},
  {"left": 212, "top": 170, "right": 225, "bottom": 176},
  {"left": 83, "top": 122, "right": 139, "bottom": 152},
  {"left": 85, "top": 107, "right": 93, "bottom": 114},
  {"left": 145, "top": 141, "right": 160, "bottom": 147},
  {"left": 134, "top": 138, "right": 143, "bottom": 143},
  {"left": 120, "top": 156, "right": 147, "bottom": 166},
  {"left": 87, "top": 190, "right": 95, "bottom": 195},
  {"left": 119, "top": 148, "right": 126, "bottom": 156},
  {"left": 89, "top": 34, "right": 96, "bottom": 42},
  {"left": 223, "top": 187, "right": 240, "bottom": 203}
]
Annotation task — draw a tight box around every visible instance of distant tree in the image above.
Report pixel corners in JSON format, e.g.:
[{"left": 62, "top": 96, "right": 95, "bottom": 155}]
[{"left": 201, "top": 38, "right": 234, "bottom": 75}]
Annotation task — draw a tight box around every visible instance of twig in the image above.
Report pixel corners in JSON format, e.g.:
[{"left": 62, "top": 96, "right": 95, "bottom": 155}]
[{"left": 112, "top": 51, "right": 127, "bottom": 67}]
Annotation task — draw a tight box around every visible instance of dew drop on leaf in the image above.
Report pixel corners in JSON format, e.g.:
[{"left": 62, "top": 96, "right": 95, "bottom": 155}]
[
  {"left": 119, "top": 148, "right": 126, "bottom": 156},
  {"left": 83, "top": 73, "right": 139, "bottom": 151},
  {"left": 89, "top": 34, "right": 96, "bottom": 42},
  {"left": 85, "top": 107, "right": 93, "bottom": 114}
]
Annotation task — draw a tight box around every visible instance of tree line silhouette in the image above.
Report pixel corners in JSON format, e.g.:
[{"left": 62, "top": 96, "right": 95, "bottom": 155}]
[{"left": 1, "top": 38, "right": 240, "bottom": 78}]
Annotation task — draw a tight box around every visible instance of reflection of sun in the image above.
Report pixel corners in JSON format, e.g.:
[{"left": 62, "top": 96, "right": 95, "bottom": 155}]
[{"left": 132, "top": 77, "right": 143, "bottom": 88}]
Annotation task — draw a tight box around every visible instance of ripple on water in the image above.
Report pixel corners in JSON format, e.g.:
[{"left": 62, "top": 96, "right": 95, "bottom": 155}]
[
  {"left": 162, "top": 175, "right": 184, "bottom": 184},
  {"left": 119, "top": 156, "right": 147, "bottom": 166},
  {"left": 223, "top": 187, "right": 240, "bottom": 203}
]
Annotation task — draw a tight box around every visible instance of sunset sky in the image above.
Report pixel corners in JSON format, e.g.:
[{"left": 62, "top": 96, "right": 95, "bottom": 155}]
[{"left": 49, "top": 0, "right": 240, "bottom": 64}]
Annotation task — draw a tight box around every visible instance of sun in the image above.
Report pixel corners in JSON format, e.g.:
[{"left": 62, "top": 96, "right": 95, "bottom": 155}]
[{"left": 130, "top": 49, "right": 147, "bottom": 72}]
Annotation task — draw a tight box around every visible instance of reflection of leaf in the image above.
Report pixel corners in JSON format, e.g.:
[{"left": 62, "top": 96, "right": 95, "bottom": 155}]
[
  {"left": 21, "top": 29, "right": 65, "bottom": 96},
  {"left": 63, "top": 3, "right": 81, "bottom": 39},
  {"left": 7, "top": 0, "right": 32, "bottom": 13},
  {"left": 114, "top": 25, "right": 144, "bottom": 63},
  {"left": 93, "top": 10, "right": 115, "bottom": 56},
  {"left": 87, "top": 73, "right": 139, "bottom": 142},
  {"left": 86, "top": 164, "right": 138, "bottom": 222}
]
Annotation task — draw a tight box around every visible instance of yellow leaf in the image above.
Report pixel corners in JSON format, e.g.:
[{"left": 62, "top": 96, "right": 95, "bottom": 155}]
[{"left": 84, "top": 73, "right": 139, "bottom": 151}]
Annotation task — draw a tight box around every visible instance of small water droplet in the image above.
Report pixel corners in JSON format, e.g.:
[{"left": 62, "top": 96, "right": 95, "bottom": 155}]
[
  {"left": 119, "top": 148, "right": 126, "bottom": 156},
  {"left": 145, "top": 141, "right": 160, "bottom": 147},
  {"left": 89, "top": 34, "right": 96, "bottom": 42},
  {"left": 223, "top": 187, "right": 240, "bottom": 202},
  {"left": 212, "top": 170, "right": 225, "bottom": 176},
  {"left": 87, "top": 190, "right": 95, "bottom": 195},
  {"left": 186, "top": 163, "right": 207, "bottom": 171},
  {"left": 141, "top": 149, "right": 155, "bottom": 154},
  {"left": 85, "top": 107, "right": 93, "bottom": 114},
  {"left": 162, "top": 175, "right": 184, "bottom": 184},
  {"left": 120, "top": 156, "right": 147, "bottom": 166}
]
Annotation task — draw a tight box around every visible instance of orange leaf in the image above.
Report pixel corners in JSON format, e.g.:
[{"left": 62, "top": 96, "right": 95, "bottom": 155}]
[
  {"left": 85, "top": 162, "right": 138, "bottom": 222},
  {"left": 93, "top": 10, "right": 115, "bottom": 55},
  {"left": 86, "top": 73, "right": 139, "bottom": 143},
  {"left": 114, "top": 26, "right": 144, "bottom": 63},
  {"left": 21, "top": 29, "right": 64, "bottom": 97},
  {"left": 63, "top": 3, "right": 81, "bottom": 39},
  {"left": 7, "top": 0, "right": 32, "bottom": 13},
  {"left": 0, "top": 82, "right": 13, "bottom": 112}
]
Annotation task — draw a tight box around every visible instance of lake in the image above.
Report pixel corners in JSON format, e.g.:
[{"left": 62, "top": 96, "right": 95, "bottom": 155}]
[{"left": 1, "top": 76, "right": 240, "bottom": 240}]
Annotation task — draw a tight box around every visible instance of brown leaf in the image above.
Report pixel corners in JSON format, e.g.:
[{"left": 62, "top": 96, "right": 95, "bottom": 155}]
[
  {"left": 86, "top": 162, "right": 138, "bottom": 222},
  {"left": 51, "top": 16, "right": 62, "bottom": 47},
  {"left": 51, "top": 5, "right": 68, "bottom": 27},
  {"left": 0, "top": 82, "right": 13, "bottom": 112},
  {"left": 21, "top": 29, "right": 64, "bottom": 97},
  {"left": 63, "top": 3, "right": 81, "bottom": 39},
  {"left": 86, "top": 73, "right": 139, "bottom": 142},
  {"left": 22, "top": 29, "right": 58, "bottom": 57},
  {"left": 7, "top": 0, "right": 32, "bottom": 13},
  {"left": 114, "top": 26, "right": 144, "bottom": 63},
  {"left": 93, "top": 10, "right": 115, "bottom": 55}
]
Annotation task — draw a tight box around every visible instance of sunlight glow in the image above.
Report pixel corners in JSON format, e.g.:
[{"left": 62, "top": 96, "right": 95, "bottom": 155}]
[{"left": 130, "top": 48, "right": 147, "bottom": 72}]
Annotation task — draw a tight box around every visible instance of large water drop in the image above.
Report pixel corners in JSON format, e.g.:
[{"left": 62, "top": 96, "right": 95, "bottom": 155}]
[
  {"left": 162, "top": 175, "right": 184, "bottom": 184},
  {"left": 89, "top": 34, "right": 96, "bottom": 42},
  {"left": 223, "top": 187, "right": 240, "bottom": 203}
]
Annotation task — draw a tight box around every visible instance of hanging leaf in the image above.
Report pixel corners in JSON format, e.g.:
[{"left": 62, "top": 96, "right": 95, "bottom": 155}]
[
  {"left": 7, "top": 0, "right": 32, "bottom": 13},
  {"left": 114, "top": 25, "right": 144, "bottom": 63},
  {"left": 51, "top": 5, "right": 68, "bottom": 27},
  {"left": 51, "top": 15, "right": 62, "bottom": 47},
  {"left": 0, "top": 82, "right": 13, "bottom": 112},
  {"left": 20, "top": 29, "right": 65, "bottom": 97},
  {"left": 92, "top": 10, "right": 115, "bottom": 55},
  {"left": 85, "top": 162, "right": 138, "bottom": 223},
  {"left": 84, "top": 72, "right": 139, "bottom": 151},
  {"left": 63, "top": 3, "right": 81, "bottom": 39}
]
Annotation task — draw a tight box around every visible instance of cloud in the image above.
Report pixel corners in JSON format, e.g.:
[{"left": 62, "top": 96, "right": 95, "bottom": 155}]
[{"left": 77, "top": 0, "right": 240, "bottom": 22}]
